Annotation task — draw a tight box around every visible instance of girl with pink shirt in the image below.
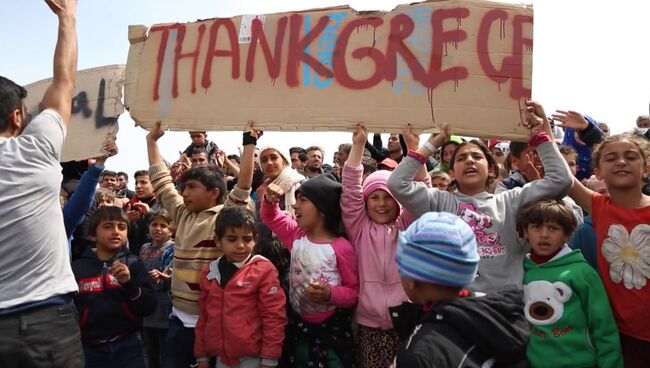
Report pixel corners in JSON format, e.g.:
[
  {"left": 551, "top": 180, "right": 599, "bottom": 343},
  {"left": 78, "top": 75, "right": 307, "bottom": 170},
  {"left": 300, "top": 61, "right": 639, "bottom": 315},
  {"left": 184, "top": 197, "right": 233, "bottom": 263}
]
[
  {"left": 342, "top": 124, "right": 429, "bottom": 368},
  {"left": 261, "top": 172, "right": 359, "bottom": 368}
]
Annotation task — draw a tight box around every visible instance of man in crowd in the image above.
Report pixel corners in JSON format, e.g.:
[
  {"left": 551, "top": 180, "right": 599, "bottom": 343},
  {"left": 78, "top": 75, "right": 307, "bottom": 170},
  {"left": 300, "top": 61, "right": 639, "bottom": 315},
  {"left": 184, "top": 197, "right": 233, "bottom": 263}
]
[
  {"left": 289, "top": 146, "right": 307, "bottom": 174},
  {"left": 0, "top": 0, "right": 83, "bottom": 366},
  {"left": 304, "top": 145, "right": 325, "bottom": 178},
  {"left": 100, "top": 170, "right": 118, "bottom": 192},
  {"left": 117, "top": 171, "right": 135, "bottom": 199}
]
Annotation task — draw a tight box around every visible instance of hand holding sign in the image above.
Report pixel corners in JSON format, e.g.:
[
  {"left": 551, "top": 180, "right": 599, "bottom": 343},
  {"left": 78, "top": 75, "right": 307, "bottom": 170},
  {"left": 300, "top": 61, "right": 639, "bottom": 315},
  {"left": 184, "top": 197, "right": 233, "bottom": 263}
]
[
  {"left": 403, "top": 123, "right": 420, "bottom": 151},
  {"left": 351, "top": 123, "right": 367, "bottom": 146},
  {"left": 147, "top": 121, "right": 165, "bottom": 142},
  {"left": 95, "top": 139, "right": 118, "bottom": 166}
]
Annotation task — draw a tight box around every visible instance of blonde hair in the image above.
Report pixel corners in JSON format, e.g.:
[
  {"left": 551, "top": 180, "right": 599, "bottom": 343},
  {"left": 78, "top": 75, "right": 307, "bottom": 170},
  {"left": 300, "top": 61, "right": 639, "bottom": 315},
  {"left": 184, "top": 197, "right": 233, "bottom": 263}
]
[{"left": 95, "top": 188, "right": 115, "bottom": 204}]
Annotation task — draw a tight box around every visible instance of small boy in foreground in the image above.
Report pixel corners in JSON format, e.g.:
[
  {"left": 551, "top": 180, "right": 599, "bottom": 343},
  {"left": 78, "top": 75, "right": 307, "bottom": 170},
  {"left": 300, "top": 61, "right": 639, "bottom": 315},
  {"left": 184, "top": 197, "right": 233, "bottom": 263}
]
[
  {"left": 390, "top": 212, "right": 529, "bottom": 367},
  {"left": 194, "top": 207, "right": 286, "bottom": 368},
  {"left": 518, "top": 199, "right": 622, "bottom": 368},
  {"left": 72, "top": 206, "right": 156, "bottom": 368}
]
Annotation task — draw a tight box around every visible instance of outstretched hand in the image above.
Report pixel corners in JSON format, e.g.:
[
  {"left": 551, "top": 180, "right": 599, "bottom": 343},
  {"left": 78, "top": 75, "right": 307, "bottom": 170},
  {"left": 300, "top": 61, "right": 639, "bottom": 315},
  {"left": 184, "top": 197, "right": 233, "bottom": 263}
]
[
  {"left": 147, "top": 121, "right": 165, "bottom": 142},
  {"left": 45, "top": 0, "right": 77, "bottom": 17},
  {"left": 352, "top": 123, "right": 367, "bottom": 146},
  {"left": 520, "top": 151, "right": 541, "bottom": 181},
  {"left": 552, "top": 110, "right": 590, "bottom": 131}
]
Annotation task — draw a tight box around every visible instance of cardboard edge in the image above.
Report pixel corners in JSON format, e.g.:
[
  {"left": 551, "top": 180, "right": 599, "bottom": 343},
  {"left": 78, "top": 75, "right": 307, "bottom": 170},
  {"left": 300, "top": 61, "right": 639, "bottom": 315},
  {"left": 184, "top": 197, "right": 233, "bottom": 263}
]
[{"left": 23, "top": 64, "right": 126, "bottom": 88}]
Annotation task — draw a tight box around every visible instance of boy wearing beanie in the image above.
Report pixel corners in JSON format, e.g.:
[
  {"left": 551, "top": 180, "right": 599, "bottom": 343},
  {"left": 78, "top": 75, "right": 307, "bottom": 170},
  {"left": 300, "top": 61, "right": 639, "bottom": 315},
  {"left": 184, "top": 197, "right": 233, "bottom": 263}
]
[{"left": 390, "top": 212, "right": 529, "bottom": 368}]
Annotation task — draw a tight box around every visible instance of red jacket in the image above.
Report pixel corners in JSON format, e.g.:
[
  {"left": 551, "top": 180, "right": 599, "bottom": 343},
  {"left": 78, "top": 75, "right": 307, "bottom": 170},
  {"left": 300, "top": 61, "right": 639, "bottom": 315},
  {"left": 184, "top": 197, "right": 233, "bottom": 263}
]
[{"left": 194, "top": 255, "right": 287, "bottom": 365}]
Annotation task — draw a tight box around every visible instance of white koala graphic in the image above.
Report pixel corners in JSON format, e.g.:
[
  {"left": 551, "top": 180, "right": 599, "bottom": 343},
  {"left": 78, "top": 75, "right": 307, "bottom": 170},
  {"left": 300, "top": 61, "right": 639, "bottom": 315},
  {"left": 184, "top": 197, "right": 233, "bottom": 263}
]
[{"left": 523, "top": 280, "right": 572, "bottom": 325}]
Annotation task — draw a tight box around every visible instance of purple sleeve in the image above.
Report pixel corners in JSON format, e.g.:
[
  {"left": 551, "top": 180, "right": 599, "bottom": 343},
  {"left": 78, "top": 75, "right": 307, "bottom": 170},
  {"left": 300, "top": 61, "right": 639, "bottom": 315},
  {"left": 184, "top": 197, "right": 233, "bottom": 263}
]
[
  {"left": 260, "top": 200, "right": 302, "bottom": 251},
  {"left": 329, "top": 238, "right": 359, "bottom": 308}
]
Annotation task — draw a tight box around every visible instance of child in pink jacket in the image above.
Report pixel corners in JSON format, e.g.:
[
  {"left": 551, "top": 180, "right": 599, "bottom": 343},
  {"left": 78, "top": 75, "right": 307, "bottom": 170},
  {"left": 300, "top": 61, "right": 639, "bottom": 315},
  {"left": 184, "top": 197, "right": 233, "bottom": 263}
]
[
  {"left": 261, "top": 173, "right": 359, "bottom": 367},
  {"left": 342, "top": 124, "right": 430, "bottom": 367}
]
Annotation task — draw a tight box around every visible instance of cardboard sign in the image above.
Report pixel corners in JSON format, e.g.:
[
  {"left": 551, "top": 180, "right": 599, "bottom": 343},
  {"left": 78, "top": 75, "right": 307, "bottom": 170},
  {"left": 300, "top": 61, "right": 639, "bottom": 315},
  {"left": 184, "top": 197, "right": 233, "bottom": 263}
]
[
  {"left": 125, "top": 0, "right": 533, "bottom": 139},
  {"left": 24, "top": 65, "right": 125, "bottom": 162}
]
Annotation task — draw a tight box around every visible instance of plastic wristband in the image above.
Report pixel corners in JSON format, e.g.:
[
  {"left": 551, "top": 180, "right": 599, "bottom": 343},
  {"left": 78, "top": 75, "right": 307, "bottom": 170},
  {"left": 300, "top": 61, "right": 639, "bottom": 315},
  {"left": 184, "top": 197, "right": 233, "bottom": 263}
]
[
  {"left": 242, "top": 131, "right": 257, "bottom": 146},
  {"left": 407, "top": 149, "right": 428, "bottom": 165},
  {"left": 423, "top": 140, "right": 437, "bottom": 154},
  {"left": 196, "top": 357, "right": 210, "bottom": 363}
]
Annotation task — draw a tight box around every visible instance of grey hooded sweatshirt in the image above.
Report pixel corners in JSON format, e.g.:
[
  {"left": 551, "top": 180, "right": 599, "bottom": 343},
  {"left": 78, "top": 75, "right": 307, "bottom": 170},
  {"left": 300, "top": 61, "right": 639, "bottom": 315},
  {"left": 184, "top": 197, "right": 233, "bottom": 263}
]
[{"left": 387, "top": 141, "right": 572, "bottom": 291}]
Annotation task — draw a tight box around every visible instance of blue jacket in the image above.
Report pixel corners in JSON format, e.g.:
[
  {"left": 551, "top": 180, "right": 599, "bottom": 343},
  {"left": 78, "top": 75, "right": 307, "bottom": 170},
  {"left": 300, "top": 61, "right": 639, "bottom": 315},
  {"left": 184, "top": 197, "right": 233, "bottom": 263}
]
[
  {"left": 63, "top": 164, "right": 103, "bottom": 248},
  {"left": 568, "top": 215, "right": 598, "bottom": 271},
  {"left": 562, "top": 116, "right": 604, "bottom": 180}
]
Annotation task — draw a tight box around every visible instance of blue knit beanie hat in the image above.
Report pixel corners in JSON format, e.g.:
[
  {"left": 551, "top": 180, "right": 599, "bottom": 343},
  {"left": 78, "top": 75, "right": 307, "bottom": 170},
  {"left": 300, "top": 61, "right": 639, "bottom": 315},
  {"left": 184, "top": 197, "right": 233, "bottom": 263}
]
[{"left": 396, "top": 212, "right": 479, "bottom": 287}]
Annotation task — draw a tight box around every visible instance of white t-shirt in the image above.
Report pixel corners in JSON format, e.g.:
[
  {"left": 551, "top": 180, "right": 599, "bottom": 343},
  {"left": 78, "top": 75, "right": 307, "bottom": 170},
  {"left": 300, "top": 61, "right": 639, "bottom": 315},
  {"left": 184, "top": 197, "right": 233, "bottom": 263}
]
[{"left": 0, "top": 109, "right": 78, "bottom": 309}]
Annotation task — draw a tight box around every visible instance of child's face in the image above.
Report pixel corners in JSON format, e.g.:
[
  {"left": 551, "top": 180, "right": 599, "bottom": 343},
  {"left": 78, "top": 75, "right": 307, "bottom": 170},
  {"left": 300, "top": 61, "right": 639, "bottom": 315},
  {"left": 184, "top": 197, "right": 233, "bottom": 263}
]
[
  {"left": 562, "top": 153, "right": 578, "bottom": 177},
  {"left": 189, "top": 132, "right": 207, "bottom": 146},
  {"left": 215, "top": 226, "right": 255, "bottom": 263},
  {"left": 442, "top": 144, "right": 457, "bottom": 165},
  {"left": 94, "top": 220, "right": 128, "bottom": 253},
  {"left": 98, "top": 196, "right": 114, "bottom": 208},
  {"left": 260, "top": 149, "right": 286, "bottom": 180},
  {"left": 595, "top": 140, "right": 649, "bottom": 190},
  {"left": 149, "top": 217, "right": 172, "bottom": 245},
  {"left": 135, "top": 175, "right": 154, "bottom": 199},
  {"left": 525, "top": 222, "right": 570, "bottom": 256},
  {"left": 491, "top": 148, "right": 505, "bottom": 164},
  {"left": 181, "top": 179, "right": 219, "bottom": 212},
  {"left": 366, "top": 189, "right": 399, "bottom": 225},
  {"left": 450, "top": 144, "right": 493, "bottom": 195},
  {"left": 292, "top": 193, "right": 321, "bottom": 232},
  {"left": 431, "top": 177, "right": 450, "bottom": 191}
]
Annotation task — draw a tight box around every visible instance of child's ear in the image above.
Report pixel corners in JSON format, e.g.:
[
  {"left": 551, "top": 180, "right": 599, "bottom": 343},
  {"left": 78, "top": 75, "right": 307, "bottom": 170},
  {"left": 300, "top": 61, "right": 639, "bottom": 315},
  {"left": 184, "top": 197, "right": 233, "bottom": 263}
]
[
  {"left": 210, "top": 188, "right": 220, "bottom": 203},
  {"left": 449, "top": 169, "right": 457, "bottom": 181}
]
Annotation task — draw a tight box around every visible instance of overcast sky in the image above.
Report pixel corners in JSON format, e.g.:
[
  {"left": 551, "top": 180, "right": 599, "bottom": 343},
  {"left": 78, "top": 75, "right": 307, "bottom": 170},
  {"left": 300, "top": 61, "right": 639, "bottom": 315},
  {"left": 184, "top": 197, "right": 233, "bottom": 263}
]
[{"left": 1, "top": 0, "right": 648, "bottom": 186}]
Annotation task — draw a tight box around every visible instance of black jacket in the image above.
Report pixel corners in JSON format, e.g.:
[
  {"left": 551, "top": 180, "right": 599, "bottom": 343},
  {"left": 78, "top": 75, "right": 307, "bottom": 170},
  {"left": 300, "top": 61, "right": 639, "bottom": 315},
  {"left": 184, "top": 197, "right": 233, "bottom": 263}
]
[
  {"left": 390, "top": 286, "right": 530, "bottom": 368},
  {"left": 72, "top": 247, "right": 157, "bottom": 341}
]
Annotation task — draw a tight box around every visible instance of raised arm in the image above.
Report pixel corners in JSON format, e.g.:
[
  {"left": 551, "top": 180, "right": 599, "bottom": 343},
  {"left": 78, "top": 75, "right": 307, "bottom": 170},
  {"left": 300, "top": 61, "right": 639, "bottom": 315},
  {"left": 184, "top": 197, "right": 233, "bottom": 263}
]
[
  {"left": 387, "top": 124, "right": 449, "bottom": 218},
  {"left": 236, "top": 121, "right": 261, "bottom": 191},
  {"left": 341, "top": 124, "right": 370, "bottom": 242},
  {"left": 552, "top": 110, "right": 604, "bottom": 148},
  {"left": 569, "top": 177, "right": 594, "bottom": 214},
  {"left": 41, "top": 0, "right": 78, "bottom": 124},
  {"left": 507, "top": 101, "right": 573, "bottom": 207},
  {"left": 63, "top": 140, "right": 117, "bottom": 238}
]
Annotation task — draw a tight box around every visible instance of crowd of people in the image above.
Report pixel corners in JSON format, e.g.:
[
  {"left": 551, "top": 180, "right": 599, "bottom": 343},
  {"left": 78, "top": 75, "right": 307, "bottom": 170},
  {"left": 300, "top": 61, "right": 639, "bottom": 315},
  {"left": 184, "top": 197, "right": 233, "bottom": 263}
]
[{"left": 2, "top": 1, "right": 650, "bottom": 368}]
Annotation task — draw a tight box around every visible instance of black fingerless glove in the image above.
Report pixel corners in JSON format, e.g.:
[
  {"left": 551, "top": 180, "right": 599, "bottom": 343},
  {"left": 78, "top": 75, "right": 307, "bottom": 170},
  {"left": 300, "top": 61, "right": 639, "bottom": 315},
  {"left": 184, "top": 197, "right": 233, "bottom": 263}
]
[{"left": 243, "top": 131, "right": 257, "bottom": 146}]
